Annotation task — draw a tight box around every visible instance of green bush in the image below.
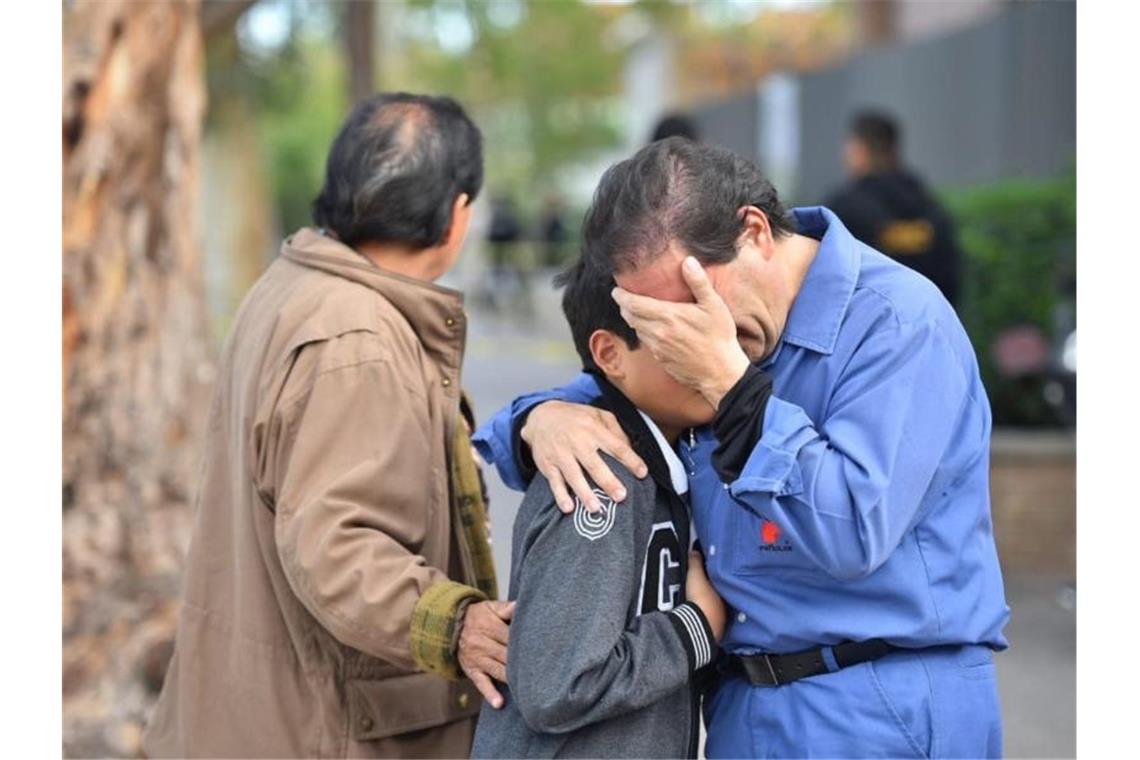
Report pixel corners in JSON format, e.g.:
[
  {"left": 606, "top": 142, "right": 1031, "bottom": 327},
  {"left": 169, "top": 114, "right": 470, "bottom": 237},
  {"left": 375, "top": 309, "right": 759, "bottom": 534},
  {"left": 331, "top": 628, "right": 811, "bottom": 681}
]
[{"left": 943, "top": 173, "right": 1075, "bottom": 427}]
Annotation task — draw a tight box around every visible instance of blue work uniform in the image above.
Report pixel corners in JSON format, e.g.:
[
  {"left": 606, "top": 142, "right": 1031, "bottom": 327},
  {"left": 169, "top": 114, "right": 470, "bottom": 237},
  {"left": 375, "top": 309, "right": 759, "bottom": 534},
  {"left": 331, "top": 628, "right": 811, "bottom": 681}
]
[{"left": 474, "top": 207, "right": 1009, "bottom": 759}]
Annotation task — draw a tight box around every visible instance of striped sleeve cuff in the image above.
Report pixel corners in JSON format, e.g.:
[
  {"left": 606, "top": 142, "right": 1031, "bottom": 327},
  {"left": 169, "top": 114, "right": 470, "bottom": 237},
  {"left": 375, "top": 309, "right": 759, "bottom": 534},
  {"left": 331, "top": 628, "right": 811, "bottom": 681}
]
[{"left": 668, "top": 602, "right": 715, "bottom": 671}]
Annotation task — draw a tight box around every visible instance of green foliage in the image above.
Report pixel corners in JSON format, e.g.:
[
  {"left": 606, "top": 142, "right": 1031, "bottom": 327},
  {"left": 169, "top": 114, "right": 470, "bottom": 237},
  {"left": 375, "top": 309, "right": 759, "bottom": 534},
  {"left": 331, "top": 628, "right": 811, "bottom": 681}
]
[
  {"left": 398, "top": 0, "right": 626, "bottom": 197},
  {"left": 258, "top": 41, "right": 346, "bottom": 233},
  {"left": 943, "top": 173, "right": 1076, "bottom": 426},
  {"left": 205, "top": 0, "right": 855, "bottom": 238},
  {"left": 206, "top": 6, "right": 347, "bottom": 234},
  {"left": 206, "top": 0, "right": 628, "bottom": 231}
]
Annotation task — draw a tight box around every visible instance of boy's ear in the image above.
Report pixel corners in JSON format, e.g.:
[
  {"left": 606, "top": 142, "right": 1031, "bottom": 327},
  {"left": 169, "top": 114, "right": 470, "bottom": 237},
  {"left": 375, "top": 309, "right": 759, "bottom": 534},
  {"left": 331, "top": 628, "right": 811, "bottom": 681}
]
[{"left": 589, "top": 329, "right": 624, "bottom": 379}]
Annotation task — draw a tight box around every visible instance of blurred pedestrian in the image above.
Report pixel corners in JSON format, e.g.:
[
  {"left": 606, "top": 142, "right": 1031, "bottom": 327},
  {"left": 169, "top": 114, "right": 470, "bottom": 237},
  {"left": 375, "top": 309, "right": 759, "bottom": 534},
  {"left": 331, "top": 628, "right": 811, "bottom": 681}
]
[
  {"left": 144, "top": 93, "right": 509, "bottom": 759},
  {"left": 826, "top": 109, "right": 962, "bottom": 307},
  {"left": 485, "top": 194, "right": 532, "bottom": 313},
  {"left": 650, "top": 111, "right": 701, "bottom": 143},
  {"left": 537, "top": 193, "right": 568, "bottom": 267},
  {"left": 488, "top": 195, "right": 522, "bottom": 270}
]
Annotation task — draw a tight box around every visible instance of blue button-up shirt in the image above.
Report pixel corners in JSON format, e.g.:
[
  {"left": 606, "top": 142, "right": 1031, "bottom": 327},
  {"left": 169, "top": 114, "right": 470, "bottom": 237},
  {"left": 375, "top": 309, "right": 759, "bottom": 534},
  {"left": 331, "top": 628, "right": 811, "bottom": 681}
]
[{"left": 474, "top": 207, "right": 1009, "bottom": 654}]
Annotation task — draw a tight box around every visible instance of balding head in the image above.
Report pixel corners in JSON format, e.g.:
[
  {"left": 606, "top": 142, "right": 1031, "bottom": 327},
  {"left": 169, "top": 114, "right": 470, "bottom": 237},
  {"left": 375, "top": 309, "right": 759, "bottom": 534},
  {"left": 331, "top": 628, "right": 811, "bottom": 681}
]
[{"left": 313, "top": 92, "right": 483, "bottom": 249}]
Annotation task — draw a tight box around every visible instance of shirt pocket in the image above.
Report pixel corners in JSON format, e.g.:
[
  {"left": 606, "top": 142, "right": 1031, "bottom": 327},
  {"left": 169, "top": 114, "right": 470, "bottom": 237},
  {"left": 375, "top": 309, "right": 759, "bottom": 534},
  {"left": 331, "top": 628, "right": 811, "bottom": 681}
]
[{"left": 728, "top": 498, "right": 819, "bottom": 575}]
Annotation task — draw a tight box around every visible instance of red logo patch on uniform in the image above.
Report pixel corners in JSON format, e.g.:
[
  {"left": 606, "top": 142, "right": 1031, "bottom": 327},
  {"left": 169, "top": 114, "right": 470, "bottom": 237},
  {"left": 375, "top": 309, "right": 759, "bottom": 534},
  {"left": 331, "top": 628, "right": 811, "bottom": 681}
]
[{"left": 761, "top": 520, "right": 781, "bottom": 545}]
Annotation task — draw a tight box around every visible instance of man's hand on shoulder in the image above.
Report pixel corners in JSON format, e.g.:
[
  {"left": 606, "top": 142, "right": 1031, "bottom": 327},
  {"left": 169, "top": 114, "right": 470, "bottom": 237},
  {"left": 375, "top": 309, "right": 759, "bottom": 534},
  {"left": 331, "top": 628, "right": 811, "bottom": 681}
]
[
  {"left": 521, "top": 400, "right": 648, "bottom": 514},
  {"left": 457, "top": 599, "right": 515, "bottom": 709}
]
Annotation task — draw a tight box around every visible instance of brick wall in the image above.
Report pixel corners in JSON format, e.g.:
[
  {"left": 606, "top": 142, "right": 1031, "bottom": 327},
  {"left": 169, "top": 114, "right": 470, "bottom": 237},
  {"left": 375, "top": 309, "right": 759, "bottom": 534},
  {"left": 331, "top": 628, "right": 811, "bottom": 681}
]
[{"left": 988, "top": 430, "right": 1076, "bottom": 576}]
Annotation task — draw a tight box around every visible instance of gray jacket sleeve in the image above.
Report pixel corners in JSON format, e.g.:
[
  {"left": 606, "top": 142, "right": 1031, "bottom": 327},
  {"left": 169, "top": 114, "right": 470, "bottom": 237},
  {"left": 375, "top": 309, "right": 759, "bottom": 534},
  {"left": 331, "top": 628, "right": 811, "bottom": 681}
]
[{"left": 507, "top": 468, "right": 714, "bottom": 735}]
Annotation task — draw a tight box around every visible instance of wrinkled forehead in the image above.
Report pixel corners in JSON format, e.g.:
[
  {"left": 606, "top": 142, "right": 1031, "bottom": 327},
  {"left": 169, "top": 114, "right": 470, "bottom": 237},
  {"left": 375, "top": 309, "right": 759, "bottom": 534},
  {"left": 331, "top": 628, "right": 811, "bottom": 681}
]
[{"left": 612, "top": 243, "right": 694, "bottom": 303}]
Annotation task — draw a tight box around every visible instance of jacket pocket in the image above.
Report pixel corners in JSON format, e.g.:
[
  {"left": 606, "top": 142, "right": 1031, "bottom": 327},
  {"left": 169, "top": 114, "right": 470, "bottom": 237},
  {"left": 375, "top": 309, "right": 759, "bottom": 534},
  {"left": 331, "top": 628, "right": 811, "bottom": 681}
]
[
  {"left": 347, "top": 672, "right": 482, "bottom": 741},
  {"left": 953, "top": 643, "right": 998, "bottom": 680}
]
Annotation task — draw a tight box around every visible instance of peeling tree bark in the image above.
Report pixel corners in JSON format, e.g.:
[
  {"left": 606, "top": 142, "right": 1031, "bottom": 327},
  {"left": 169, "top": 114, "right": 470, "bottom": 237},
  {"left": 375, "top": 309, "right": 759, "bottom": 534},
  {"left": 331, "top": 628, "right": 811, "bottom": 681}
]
[{"left": 62, "top": 1, "right": 210, "bottom": 756}]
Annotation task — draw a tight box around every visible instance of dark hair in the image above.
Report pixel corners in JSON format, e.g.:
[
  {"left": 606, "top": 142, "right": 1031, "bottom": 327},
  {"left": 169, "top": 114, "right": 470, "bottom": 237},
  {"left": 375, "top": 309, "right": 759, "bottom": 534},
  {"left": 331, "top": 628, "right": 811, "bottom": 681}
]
[
  {"left": 312, "top": 92, "right": 483, "bottom": 249},
  {"left": 555, "top": 258, "right": 640, "bottom": 373},
  {"left": 581, "top": 137, "right": 794, "bottom": 274},
  {"left": 850, "top": 109, "right": 900, "bottom": 167},
  {"left": 650, "top": 113, "right": 701, "bottom": 143}
]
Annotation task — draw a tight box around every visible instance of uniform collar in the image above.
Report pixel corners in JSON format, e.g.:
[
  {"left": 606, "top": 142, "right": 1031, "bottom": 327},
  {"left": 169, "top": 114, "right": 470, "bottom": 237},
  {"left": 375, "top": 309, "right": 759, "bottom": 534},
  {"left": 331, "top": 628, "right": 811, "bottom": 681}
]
[
  {"left": 280, "top": 227, "right": 467, "bottom": 376},
  {"left": 636, "top": 411, "right": 689, "bottom": 496},
  {"left": 780, "top": 206, "right": 861, "bottom": 356},
  {"left": 592, "top": 374, "right": 688, "bottom": 498}
]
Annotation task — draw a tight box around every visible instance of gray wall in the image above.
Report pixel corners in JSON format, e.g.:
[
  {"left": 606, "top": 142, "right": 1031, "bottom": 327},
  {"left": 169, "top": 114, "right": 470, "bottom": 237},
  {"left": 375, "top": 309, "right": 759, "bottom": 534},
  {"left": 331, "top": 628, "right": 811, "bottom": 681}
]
[{"left": 693, "top": 1, "right": 1075, "bottom": 204}]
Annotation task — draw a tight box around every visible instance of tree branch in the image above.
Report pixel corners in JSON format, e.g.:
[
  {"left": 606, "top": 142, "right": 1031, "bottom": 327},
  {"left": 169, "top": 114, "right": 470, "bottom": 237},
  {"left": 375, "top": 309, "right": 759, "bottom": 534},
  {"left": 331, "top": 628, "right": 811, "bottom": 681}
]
[{"left": 201, "top": 0, "right": 259, "bottom": 39}]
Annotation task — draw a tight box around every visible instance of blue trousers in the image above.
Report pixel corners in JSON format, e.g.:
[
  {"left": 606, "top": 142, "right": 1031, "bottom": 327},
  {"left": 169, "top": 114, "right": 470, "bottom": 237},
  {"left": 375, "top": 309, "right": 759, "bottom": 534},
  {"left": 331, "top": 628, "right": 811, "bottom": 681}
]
[{"left": 704, "top": 645, "right": 1003, "bottom": 759}]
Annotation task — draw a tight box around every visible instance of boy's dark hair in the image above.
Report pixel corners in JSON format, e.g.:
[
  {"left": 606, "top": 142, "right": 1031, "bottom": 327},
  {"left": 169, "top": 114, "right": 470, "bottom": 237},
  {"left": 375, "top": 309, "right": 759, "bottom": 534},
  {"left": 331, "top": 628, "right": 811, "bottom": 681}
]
[
  {"left": 850, "top": 109, "right": 901, "bottom": 168},
  {"left": 555, "top": 258, "right": 640, "bottom": 373},
  {"left": 312, "top": 92, "right": 483, "bottom": 249},
  {"left": 581, "top": 137, "right": 794, "bottom": 275}
]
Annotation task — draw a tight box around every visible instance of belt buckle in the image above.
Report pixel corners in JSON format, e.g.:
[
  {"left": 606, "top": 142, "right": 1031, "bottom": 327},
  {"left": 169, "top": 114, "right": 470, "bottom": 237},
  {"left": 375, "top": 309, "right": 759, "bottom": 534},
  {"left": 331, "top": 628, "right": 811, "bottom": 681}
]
[{"left": 762, "top": 654, "right": 781, "bottom": 686}]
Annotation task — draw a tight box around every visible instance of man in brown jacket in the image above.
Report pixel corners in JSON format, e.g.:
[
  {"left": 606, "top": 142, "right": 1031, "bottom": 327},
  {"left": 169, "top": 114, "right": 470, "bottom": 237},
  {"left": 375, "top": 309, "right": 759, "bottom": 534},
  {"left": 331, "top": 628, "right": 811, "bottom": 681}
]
[{"left": 144, "top": 93, "right": 511, "bottom": 758}]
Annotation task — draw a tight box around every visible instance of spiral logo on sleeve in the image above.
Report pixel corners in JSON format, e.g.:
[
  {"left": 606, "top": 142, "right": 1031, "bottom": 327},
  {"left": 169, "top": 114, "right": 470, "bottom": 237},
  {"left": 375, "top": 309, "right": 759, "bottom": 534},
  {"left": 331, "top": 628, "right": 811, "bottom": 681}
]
[{"left": 573, "top": 489, "right": 616, "bottom": 541}]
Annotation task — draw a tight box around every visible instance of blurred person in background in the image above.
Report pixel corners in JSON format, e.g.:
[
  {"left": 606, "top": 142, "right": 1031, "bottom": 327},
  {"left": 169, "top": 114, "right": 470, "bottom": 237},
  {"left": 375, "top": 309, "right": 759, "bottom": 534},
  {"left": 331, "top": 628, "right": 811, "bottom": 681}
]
[
  {"left": 144, "top": 93, "right": 511, "bottom": 759},
  {"left": 537, "top": 193, "right": 569, "bottom": 268},
  {"left": 650, "top": 112, "right": 702, "bottom": 143},
  {"left": 826, "top": 109, "right": 962, "bottom": 308},
  {"left": 485, "top": 194, "right": 530, "bottom": 312},
  {"left": 650, "top": 111, "right": 702, "bottom": 144}
]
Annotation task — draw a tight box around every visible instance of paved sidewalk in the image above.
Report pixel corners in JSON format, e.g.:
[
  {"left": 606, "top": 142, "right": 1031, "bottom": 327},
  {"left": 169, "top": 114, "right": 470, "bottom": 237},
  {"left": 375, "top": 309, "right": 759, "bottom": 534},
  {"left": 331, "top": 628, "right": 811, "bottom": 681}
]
[{"left": 996, "top": 575, "right": 1076, "bottom": 758}]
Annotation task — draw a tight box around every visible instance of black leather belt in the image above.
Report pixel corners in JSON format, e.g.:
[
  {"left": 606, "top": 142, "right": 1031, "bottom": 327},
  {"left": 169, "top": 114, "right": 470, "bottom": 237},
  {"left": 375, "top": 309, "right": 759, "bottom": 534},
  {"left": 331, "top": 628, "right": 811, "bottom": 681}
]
[{"left": 719, "top": 639, "right": 898, "bottom": 687}]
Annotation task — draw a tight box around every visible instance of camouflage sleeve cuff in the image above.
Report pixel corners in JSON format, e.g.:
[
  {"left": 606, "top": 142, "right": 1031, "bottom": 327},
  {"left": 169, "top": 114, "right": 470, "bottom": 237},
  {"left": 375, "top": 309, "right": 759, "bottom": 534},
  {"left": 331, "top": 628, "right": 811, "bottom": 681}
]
[{"left": 410, "top": 580, "right": 488, "bottom": 680}]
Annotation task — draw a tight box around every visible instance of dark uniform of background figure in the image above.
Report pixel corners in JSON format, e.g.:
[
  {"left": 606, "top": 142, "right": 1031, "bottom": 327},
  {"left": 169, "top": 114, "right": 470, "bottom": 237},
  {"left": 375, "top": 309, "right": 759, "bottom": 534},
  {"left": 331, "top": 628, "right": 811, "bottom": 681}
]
[
  {"left": 537, "top": 194, "right": 568, "bottom": 268},
  {"left": 485, "top": 195, "right": 528, "bottom": 312},
  {"left": 650, "top": 112, "right": 701, "bottom": 144},
  {"left": 826, "top": 109, "right": 962, "bottom": 308},
  {"left": 487, "top": 195, "right": 523, "bottom": 276}
]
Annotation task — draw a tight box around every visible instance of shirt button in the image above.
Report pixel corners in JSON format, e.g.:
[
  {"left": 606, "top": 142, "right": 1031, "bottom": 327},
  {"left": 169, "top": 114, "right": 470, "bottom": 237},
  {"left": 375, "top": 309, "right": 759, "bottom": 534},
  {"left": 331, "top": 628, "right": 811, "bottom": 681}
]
[
  {"left": 445, "top": 317, "right": 456, "bottom": 327},
  {"left": 737, "top": 612, "right": 747, "bottom": 624},
  {"left": 722, "top": 483, "right": 729, "bottom": 490},
  {"left": 708, "top": 545, "right": 716, "bottom": 557},
  {"left": 441, "top": 377, "right": 451, "bottom": 387},
  {"left": 457, "top": 692, "right": 470, "bottom": 709},
  {"left": 359, "top": 715, "right": 373, "bottom": 732}
]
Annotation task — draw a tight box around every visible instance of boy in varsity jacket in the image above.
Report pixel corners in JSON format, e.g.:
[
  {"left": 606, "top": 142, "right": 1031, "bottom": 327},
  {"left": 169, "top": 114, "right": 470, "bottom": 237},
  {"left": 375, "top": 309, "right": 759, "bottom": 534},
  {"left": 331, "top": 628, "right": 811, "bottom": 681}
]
[{"left": 472, "top": 260, "right": 726, "bottom": 759}]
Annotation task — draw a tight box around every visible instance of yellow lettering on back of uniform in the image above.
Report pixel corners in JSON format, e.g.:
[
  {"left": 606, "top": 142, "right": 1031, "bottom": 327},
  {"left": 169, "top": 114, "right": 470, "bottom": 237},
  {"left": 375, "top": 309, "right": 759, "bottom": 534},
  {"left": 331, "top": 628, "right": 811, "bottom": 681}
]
[{"left": 879, "top": 220, "right": 934, "bottom": 254}]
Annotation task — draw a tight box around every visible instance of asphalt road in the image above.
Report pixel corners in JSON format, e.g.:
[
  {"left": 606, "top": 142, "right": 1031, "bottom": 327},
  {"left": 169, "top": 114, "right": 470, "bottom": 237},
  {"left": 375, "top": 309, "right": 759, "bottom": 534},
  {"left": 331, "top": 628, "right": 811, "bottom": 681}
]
[{"left": 458, "top": 278, "right": 1076, "bottom": 758}]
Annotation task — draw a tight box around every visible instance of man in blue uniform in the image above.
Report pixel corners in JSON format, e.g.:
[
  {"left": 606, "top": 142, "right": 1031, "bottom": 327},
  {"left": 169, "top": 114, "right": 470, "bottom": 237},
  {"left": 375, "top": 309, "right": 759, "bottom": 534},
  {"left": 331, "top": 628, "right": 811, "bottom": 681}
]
[{"left": 474, "top": 138, "right": 1009, "bottom": 758}]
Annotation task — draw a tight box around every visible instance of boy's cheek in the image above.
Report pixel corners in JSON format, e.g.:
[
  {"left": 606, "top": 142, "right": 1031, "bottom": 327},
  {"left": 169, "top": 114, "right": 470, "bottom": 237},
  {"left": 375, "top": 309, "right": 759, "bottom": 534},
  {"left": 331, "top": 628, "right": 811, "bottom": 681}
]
[
  {"left": 628, "top": 356, "right": 713, "bottom": 425},
  {"left": 660, "top": 377, "right": 716, "bottom": 426},
  {"left": 684, "top": 393, "right": 717, "bottom": 426}
]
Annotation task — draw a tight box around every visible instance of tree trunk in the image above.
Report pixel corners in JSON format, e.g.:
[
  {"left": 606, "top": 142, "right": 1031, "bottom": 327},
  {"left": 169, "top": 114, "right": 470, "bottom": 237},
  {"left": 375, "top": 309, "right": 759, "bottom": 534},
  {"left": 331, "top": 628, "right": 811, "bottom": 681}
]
[
  {"left": 345, "top": 0, "right": 376, "bottom": 104},
  {"left": 62, "top": 1, "right": 210, "bottom": 756},
  {"left": 858, "top": 0, "right": 898, "bottom": 47}
]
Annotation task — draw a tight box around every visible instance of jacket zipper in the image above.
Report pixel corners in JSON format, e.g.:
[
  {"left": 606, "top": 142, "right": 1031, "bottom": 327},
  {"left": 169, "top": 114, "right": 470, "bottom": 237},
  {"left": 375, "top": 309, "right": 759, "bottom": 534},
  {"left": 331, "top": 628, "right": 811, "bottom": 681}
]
[
  {"left": 685, "top": 425, "right": 700, "bottom": 757},
  {"left": 685, "top": 428, "right": 697, "bottom": 477}
]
